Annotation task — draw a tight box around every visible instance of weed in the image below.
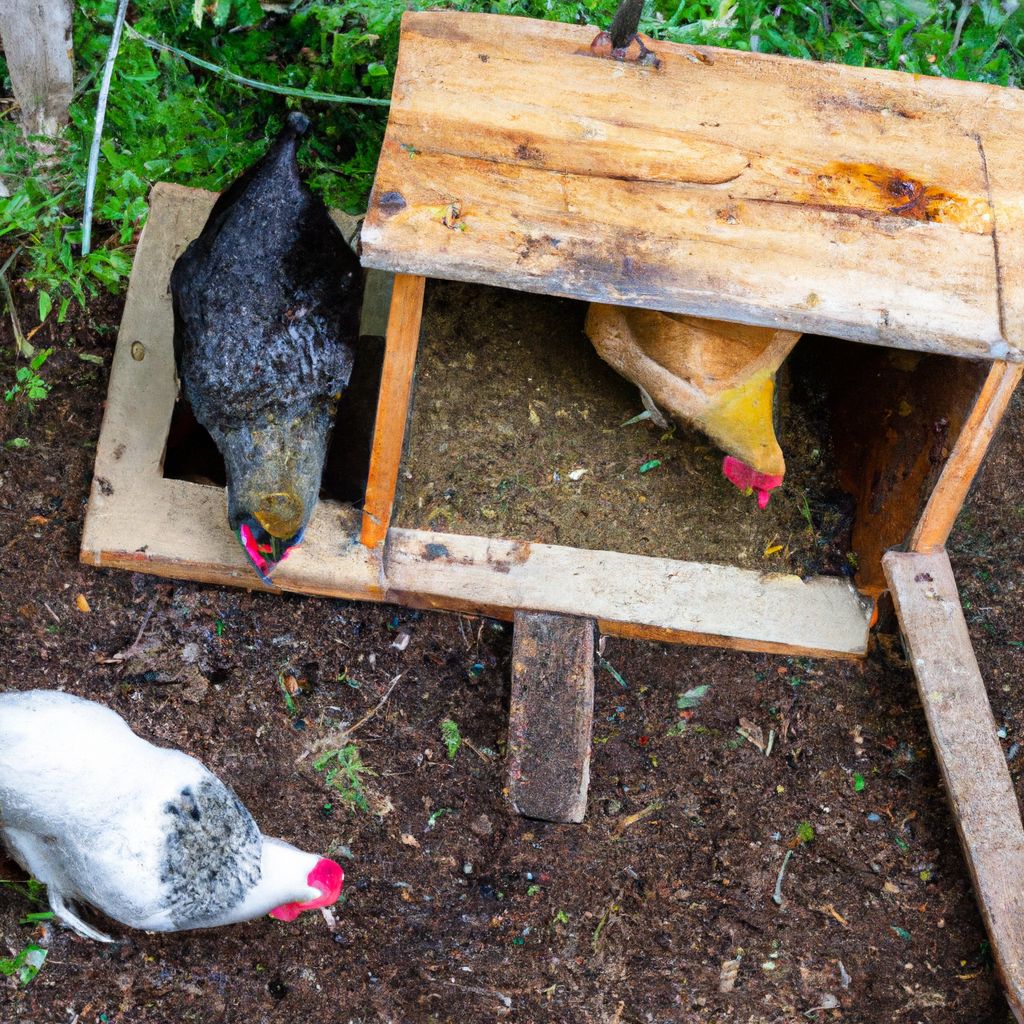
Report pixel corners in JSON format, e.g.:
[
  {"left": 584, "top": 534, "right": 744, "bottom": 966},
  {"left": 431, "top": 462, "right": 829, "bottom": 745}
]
[
  {"left": 5, "top": 349, "right": 54, "bottom": 409},
  {"left": 313, "top": 743, "right": 375, "bottom": 813},
  {"left": 795, "top": 820, "right": 816, "bottom": 843},
  {"left": 0, "top": 877, "right": 47, "bottom": 905},
  {"left": 441, "top": 717, "right": 462, "bottom": 760}
]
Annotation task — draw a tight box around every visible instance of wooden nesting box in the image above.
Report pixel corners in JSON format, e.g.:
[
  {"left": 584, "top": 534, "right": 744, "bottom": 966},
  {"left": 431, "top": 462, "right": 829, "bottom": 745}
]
[{"left": 81, "top": 13, "right": 1024, "bottom": 1009}]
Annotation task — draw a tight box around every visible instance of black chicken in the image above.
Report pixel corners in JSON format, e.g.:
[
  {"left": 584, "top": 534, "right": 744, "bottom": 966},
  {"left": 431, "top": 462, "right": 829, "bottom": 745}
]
[{"left": 171, "top": 112, "right": 363, "bottom": 582}]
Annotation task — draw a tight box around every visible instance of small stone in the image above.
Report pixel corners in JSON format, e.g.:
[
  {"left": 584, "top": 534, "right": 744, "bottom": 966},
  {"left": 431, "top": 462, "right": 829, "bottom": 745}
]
[
  {"left": 462, "top": 862, "right": 473, "bottom": 875},
  {"left": 470, "top": 814, "right": 493, "bottom": 837},
  {"left": 181, "top": 642, "right": 200, "bottom": 664}
]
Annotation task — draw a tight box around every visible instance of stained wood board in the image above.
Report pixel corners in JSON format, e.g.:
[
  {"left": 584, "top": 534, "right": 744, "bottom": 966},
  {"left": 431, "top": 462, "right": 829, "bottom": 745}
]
[
  {"left": 361, "top": 11, "right": 1024, "bottom": 363},
  {"left": 884, "top": 550, "right": 1024, "bottom": 1022},
  {"left": 79, "top": 182, "right": 872, "bottom": 657}
]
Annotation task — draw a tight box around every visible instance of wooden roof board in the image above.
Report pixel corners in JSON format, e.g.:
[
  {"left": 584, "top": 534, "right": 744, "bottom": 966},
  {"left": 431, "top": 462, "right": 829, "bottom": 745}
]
[{"left": 360, "top": 11, "right": 1024, "bottom": 362}]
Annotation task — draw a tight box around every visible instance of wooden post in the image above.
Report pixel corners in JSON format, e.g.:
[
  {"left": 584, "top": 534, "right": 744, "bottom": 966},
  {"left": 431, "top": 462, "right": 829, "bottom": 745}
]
[
  {"left": 909, "top": 361, "right": 1024, "bottom": 553},
  {"left": 884, "top": 549, "right": 1024, "bottom": 1023},
  {"left": 506, "top": 611, "right": 595, "bottom": 823},
  {"left": 360, "top": 273, "right": 426, "bottom": 548},
  {"left": 0, "top": 0, "right": 74, "bottom": 142}
]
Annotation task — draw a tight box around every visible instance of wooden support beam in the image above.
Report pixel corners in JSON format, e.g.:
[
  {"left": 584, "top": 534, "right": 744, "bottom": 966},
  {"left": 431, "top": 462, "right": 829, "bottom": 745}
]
[
  {"left": 884, "top": 549, "right": 1024, "bottom": 1023},
  {"left": 506, "top": 611, "right": 595, "bottom": 822},
  {"left": 360, "top": 273, "right": 426, "bottom": 549},
  {"left": 909, "top": 360, "right": 1024, "bottom": 553}
]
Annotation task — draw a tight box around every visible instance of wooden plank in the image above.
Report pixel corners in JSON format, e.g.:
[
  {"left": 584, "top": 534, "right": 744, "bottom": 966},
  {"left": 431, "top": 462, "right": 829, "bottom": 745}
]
[
  {"left": 827, "top": 346, "right": 992, "bottom": 594},
  {"left": 909, "top": 360, "right": 1024, "bottom": 553},
  {"left": 360, "top": 273, "right": 426, "bottom": 548},
  {"left": 507, "top": 611, "right": 595, "bottom": 822},
  {"left": 884, "top": 550, "right": 1024, "bottom": 1022},
  {"left": 383, "top": 529, "right": 873, "bottom": 656},
  {"left": 361, "top": 11, "right": 1023, "bottom": 362}
]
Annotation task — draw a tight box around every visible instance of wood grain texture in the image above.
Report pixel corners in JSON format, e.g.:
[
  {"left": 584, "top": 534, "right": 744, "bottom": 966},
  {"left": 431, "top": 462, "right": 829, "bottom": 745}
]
[
  {"left": 507, "top": 611, "right": 595, "bottom": 822},
  {"left": 0, "top": 0, "right": 73, "bottom": 139},
  {"left": 829, "top": 347, "right": 991, "bottom": 594},
  {"left": 361, "top": 11, "right": 1024, "bottom": 362},
  {"left": 909, "top": 360, "right": 1024, "bottom": 553},
  {"left": 360, "top": 273, "right": 426, "bottom": 548},
  {"left": 81, "top": 183, "right": 870, "bottom": 657},
  {"left": 884, "top": 550, "right": 1024, "bottom": 1022}
]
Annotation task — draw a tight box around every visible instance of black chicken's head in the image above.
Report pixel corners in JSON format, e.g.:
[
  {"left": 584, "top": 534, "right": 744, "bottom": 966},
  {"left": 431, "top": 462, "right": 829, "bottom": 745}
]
[{"left": 217, "top": 401, "right": 334, "bottom": 583}]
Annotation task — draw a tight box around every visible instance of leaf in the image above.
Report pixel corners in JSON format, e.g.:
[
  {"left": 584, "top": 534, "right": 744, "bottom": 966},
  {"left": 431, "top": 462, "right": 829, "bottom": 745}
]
[
  {"left": 853, "top": 772, "right": 866, "bottom": 792},
  {"left": 441, "top": 718, "right": 461, "bottom": 760},
  {"left": 5, "top": 438, "right": 29, "bottom": 449},
  {"left": 38, "top": 290, "right": 51, "bottom": 322},
  {"left": 0, "top": 943, "right": 47, "bottom": 984},
  {"left": 192, "top": 0, "right": 204, "bottom": 27},
  {"left": 79, "top": 353, "right": 105, "bottom": 365},
  {"left": 677, "top": 685, "right": 709, "bottom": 710},
  {"left": 639, "top": 459, "right": 661, "bottom": 474},
  {"left": 213, "top": 0, "right": 232, "bottom": 28}
]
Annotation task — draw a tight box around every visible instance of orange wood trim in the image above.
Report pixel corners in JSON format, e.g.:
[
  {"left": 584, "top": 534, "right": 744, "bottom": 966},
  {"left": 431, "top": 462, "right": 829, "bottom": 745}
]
[
  {"left": 360, "top": 273, "right": 427, "bottom": 548},
  {"left": 909, "top": 360, "right": 1023, "bottom": 552}
]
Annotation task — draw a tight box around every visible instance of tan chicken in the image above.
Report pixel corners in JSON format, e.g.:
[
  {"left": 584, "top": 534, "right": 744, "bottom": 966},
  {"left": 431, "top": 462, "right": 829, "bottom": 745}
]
[{"left": 585, "top": 305, "right": 800, "bottom": 508}]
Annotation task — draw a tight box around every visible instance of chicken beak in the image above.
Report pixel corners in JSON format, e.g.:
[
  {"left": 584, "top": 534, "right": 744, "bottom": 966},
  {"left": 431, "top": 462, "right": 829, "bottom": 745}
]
[{"left": 268, "top": 858, "right": 344, "bottom": 922}]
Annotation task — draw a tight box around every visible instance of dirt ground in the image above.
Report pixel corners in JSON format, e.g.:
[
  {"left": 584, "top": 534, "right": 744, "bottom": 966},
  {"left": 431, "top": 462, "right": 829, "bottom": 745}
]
[
  {"left": 395, "top": 281, "right": 853, "bottom": 579},
  {"left": 1, "top": 281, "right": 1022, "bottom": 1024}
]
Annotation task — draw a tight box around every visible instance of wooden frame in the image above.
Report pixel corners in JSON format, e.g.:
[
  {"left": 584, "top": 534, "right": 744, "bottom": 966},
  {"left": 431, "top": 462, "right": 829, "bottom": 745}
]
[{"left": 80, "top": 184, "right": 873, "bottom": 659}]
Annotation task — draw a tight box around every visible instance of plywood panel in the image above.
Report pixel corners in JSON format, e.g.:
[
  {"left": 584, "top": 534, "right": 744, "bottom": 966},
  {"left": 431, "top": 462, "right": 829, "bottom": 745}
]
[{"left": 362, "top": 11, "right": 1023, "bottom": 362}]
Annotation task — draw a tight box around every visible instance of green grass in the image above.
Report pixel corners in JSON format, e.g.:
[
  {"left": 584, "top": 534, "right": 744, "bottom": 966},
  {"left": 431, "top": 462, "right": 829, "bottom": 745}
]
[{"left": 1, "top": 0, "right": 1021, "bottom": 404}]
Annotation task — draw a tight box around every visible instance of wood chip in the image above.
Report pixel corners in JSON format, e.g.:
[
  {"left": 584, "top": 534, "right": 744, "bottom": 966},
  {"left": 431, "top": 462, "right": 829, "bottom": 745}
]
[
  {"left": 737, "top": 717, "right": 765, "bottom": 752},
  {"left": 400, "top": 833, "right": 421, "bottom": 848},
  {"left": 75, "top": 593, "right": 91, "bottom": 613},
  {"left": 719, "top": 958, "right": 741, "bottom": 993}
]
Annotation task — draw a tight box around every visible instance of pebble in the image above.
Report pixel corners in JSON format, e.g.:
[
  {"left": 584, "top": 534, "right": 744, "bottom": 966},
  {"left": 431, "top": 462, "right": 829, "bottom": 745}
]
[
  {"left": 463, "top": 862, "right": 473, "bottom": 875},
  {"left": 181, "top": 642, "right": 200, "bottom": 664}
]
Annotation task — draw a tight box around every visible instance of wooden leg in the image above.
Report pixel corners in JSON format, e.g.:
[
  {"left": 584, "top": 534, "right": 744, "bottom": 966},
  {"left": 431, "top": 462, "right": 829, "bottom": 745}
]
[
  {"left": 360, "top": 273, "right": 426, "bottom": 549},
  {"left": 506, "top": 611, "right": 595, "bottom": 823},
  {"left": 884, "top": 549, "right": 1024, "bottom": 1023},
  {"left": 909, "top": 360, "right": 1023, "bottom": 553}
]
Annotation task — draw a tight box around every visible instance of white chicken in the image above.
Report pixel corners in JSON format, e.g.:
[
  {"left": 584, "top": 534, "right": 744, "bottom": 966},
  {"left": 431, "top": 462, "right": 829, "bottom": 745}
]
[{"left": 0, "top": 690, "right": 342, "bottom": 942}]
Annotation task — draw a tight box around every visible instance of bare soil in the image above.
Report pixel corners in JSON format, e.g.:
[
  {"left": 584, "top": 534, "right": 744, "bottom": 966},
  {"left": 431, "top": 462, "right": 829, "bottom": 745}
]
[
  {"left": 1, "top": 280, "right": 1022, "bottom": 1024},
  {"left": 394, "top": 280, "right": 854, "bottom": 578}
]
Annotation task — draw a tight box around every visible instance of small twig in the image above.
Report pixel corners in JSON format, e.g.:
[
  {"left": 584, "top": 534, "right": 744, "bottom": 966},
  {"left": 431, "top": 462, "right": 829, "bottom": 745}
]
[
  {"left": 0, "top": 247, "right": 31, "bottom": 358},
  {"left": 82, "top": 0, "right": 130, "bottom": 257},
  {"left": 950, "top": 1, "right": 974, "bottom": 57},
  {"left": 101, "top": 592, "right": 160, "bottom": 664},
  {"left": 772, "top": 849, "right": 794, "bottom": 906},
  {"left": 765, "top": 728, "right": 776, "bottom": 758},
  {"left": 42, "top": 602, "right": 61, "bottom": 624},
  {"left": 463, "top": 737, "right": 493, "bottom": 763},
  {"left": 125, "top": 26, "right": 391, "bottom": 108},
  {"left": 441, "top": 979, "right": 512, "bottom": 1009},
  {"left": 610, "top": 801, "right": 661, "bottom": 839},
  {"left": 342, "top": 672, "right": 405, "bottom": 741}
]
